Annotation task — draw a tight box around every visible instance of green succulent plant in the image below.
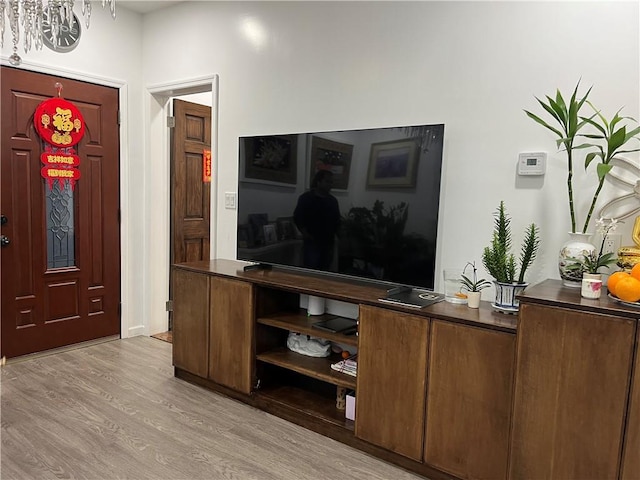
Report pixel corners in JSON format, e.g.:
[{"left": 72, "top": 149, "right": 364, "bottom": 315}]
[{"left": 481, "top": 201, "right": 540, "bottom": 284}]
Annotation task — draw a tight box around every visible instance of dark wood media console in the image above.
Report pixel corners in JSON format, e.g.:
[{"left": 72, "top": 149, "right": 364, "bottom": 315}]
[{"left": 172, "top": 259, "right": 639, "bottom": 480}]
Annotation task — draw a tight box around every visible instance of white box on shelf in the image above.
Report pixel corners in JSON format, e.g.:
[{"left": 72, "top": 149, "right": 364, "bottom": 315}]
[{"left": 346, "top": 393, "right": 356, "bottom": 421}]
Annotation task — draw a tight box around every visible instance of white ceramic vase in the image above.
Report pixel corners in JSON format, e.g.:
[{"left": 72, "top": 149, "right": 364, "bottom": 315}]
[
  {"left": 558, "top": 232, "right": 596, "bottom": 288},
  {"left": 466, "top": 291, "right": 481, "bottom": 309},
  {"left": 581, "top": 273, "right": 603, "bottom": 299}
]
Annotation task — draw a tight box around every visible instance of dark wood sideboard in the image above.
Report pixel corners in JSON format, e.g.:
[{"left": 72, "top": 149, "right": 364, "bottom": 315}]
[{"left": 172, "top": 259, "right": 639, "bottom": 480}]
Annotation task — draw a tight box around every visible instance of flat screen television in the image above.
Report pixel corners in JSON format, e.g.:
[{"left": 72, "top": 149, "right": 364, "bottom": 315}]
[{"left": 237, "top": 123, "right": 445, "bottom": 290}]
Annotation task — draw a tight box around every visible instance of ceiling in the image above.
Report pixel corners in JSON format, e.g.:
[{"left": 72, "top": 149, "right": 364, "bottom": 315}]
[{"left": 119, "top": 1, "right": 185, "bottom": 14}]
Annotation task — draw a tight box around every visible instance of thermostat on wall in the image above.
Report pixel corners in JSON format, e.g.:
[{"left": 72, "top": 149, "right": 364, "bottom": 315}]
[{"left": 517, "top": 152, "right": 546, "bottom": 176}]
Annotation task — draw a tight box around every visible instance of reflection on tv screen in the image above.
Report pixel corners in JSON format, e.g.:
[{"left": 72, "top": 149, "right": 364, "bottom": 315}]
[{"left": 237, "top": 124, "right": 444, "bottom": 290}]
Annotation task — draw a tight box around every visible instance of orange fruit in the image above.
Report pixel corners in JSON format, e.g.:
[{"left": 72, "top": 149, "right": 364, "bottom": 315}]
[
  {"left": 614, "top": 275, "right": 640, "bottom": 302},
  {"left": 607, "top": 271, "right": 630, "bottom": 296},
  {"left": 631, "top": 264, "right": 640, "bottom": 282}
]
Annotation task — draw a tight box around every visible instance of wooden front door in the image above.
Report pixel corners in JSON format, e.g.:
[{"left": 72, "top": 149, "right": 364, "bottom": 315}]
[{"left": 1, "top": 67, "right": 121, "bottom": 359}]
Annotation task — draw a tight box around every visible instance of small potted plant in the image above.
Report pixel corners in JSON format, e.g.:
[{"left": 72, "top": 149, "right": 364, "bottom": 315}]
[
  {"left": 460, "top": 261, "right": 492, "bottom": 308},
  {"left": 579, "top": 218, "right": 620, "bottom": 299},
  {"left": 481, "top": 201, "right": 541, "bottom": 313}
]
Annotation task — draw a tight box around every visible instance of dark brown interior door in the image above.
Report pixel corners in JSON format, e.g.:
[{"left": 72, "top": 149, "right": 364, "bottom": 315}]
[
  {"left": 171, "top": 99, "right": 212, "bottom": 266},
  {"left": 1, "top": 67, "right": 121, "bottom": 359}
]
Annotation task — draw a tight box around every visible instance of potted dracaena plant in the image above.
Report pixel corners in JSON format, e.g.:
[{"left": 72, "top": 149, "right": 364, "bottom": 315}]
[
  {"left": 481, "top": 201, "right": 540, "bottom": 313},
  {"left": 460, "top": 261, "right": 492, "bottom": 309},
  {"left": 525, "top": 81, "right": 640, "bottom": 287}
]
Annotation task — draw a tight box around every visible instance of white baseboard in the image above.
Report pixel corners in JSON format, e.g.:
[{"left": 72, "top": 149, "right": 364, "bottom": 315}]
[{"left": 127, "top": 325, "right": 146, "bottom": 337}]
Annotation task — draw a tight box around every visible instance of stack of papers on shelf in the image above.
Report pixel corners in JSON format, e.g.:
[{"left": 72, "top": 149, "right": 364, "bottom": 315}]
[{"left": 331, "top": 358, "right": 357, "bottom": 377}]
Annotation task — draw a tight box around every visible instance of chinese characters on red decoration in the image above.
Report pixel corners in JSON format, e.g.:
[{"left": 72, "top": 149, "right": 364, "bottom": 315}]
[
  {"left": 203, "top": 149, "right": 212, "bottom": 183},
  {"left": 34, "top": 97, "right": 85, "bottom": 190}
]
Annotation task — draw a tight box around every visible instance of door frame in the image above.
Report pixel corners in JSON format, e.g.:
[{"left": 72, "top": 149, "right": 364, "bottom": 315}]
[
  {"left": 0, "top": 59, "right": 133, "bottom": 338},
  {"left": 146, "top": 75, "right": 219, "bottom": 336}
]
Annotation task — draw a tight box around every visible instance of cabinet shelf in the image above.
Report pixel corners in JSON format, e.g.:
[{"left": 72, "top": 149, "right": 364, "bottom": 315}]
[
  {"left": 257, "top": 310, "right": 359, "bottom": 347},
  {"left": 257, "top": 384, "right": 355, "bottom": 431},
  {"left": 257, "top": 347, "right": 357, "bottom": 389}
]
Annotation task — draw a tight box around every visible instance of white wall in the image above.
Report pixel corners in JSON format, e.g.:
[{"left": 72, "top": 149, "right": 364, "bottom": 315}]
[{"left": 142, "top": 1, "right": 640, "bottom": 300}]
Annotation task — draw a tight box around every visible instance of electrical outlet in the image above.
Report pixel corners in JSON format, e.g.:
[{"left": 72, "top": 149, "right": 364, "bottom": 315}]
[{"left": 224, "top": 192, "right": 236, "bottom": 209}]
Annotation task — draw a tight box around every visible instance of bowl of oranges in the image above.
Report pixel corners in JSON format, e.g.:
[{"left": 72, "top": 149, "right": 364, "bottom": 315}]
[{"left": 607, "top": 264, "right": 640, "bottom": 305}]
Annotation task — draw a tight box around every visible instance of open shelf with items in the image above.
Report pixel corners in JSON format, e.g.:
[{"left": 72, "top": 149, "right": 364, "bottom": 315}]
[
  {"left": 257, "top": 347, "right": 357, "bottom": 389},
  {"left": 255, "top": 365, "right": 355, "bottom": 431},
  {"left": 252, "top": 284, "right": 359, "bottom": 436},
  {"left": 257, "top": 311, "right": 359, "bottom": 348}
]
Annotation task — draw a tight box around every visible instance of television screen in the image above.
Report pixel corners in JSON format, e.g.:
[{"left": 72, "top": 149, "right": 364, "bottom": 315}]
[{"left": 237, "top": 124, "right": 445, "bottom": 290}]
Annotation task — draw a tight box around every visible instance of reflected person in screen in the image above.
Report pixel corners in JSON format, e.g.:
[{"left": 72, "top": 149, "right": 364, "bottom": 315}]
[{"left": 294, "top": 169, "right": 341, "bottom": 270}]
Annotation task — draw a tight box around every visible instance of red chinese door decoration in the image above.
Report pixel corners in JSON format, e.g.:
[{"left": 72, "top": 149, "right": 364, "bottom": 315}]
[
  {"left": 34, "top": 95, "right": 85, "bottom": 190},
  {"left": 203, "top": 149, "right": 212, "bottom": 183}
]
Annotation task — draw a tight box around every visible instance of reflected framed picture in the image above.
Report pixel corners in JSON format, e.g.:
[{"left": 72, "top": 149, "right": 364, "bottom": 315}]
[
  {"left": 367, "top": 139, "right": 419, "bottom": 188},
  {"left": 309, "top": 136, "right": 354, "bottom": 191},
  {"left": 276, "top": 216, "right": 294, "bottom": 241},
  {"left": 242, "top": 135, "right": 298, "bottom": 185},
  {"left": 248, "top": 213, "right": 269, "bottom": 246},
  {"left": 237, "top": 224, "right": 254, "bottom": 248},
  {"left": 263, "top": 224, "right": 277, "bottom": 245}
]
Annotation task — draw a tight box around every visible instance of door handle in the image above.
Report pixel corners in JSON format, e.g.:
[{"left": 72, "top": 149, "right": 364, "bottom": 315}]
[
  {"left": 1, "top": 235, "right": 9, "bottom": 247},
  {"left": 1, "top": 215, "right": 6, "bottom": 225}
]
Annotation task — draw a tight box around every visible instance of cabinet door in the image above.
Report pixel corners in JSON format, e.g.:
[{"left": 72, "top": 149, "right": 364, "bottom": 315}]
[
  {"left": 172, "top": 269, "right": 210, "bottom": 378},
  {"left": 510, "top": 304, "right": 636, "bottom": 480},
  {"left": 355, "top": 305, "right": 428, "bottom": 461},
  {"left": 621, "top": 326, "right": 640, "bottom": 480},
  {"left": 209, "top": 277, "right": 254, "bottom": 394},
  {"left": 425, "top": 320, "right": 515, "bottom": 480}
]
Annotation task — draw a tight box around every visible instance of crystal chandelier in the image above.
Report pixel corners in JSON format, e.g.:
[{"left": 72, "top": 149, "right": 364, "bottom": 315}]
[{"left": 0, "top": 0, "right": 116, "bottom": 66}]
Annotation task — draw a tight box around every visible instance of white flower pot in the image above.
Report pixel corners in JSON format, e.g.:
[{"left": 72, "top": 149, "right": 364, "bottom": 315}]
[
  {"left": 466, "top": 291, "right": 481, "bottom": 309},
  {"left": 581, "top": 273, "right": 603, "bottom": 299}
]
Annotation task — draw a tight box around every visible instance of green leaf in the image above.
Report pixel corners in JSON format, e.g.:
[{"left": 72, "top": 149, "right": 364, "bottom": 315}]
[
  {"left": 584, "top": 152, "right": 597, "bottom": 169},
  {"left": 536, "top": 97, "right": 563, "bottom": 124},
  {"left": 548, "top": 96, "right": 568, "bottom": 125},
  {"left": 609, "top": 111, "right": 623, "bottom": 129},
  {"left": 555, "top": 89, "right": 567, "bottom": 115},
  {"left": 581, "top": 116, "right": 607, "bottom": 136},
  {"left": 573, "top": 142, "right": 597, "bottom": 149},
  {"left": 575, "top": 84, "right": 593, "bottom": 111},
  {"left": 587, "top": 100, "right": 608, "bottom": 128},
  {"left": 597, "top": 163, "right": 613, "bottom": 181},
  {"left": 608, "top": 126, "right": 627, "bottom": 154},
  {"left": 624, "top": 126, "right": 640, "bottom": 142},
  {"left": 525, "top": 111, "right": 564, "bottom": 138}
]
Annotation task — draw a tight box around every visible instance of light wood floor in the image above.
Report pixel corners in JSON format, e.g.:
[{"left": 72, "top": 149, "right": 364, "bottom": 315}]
[{"left": 1, "top": 336, "right": 423, "bottom": 480}]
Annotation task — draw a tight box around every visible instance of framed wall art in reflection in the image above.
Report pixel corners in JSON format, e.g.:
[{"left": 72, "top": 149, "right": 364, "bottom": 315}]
[
  {"left": 263, "top": 224, "right": 278, "bottom": 245},
  {"left": 242, "top": 135, "right": 298, "bottom": 185},
  {"left": 276, "top": 216, "right": 295, "bottom": 241},
  {"left": 309, "top": 136, "right": 354, "bottom": 191},
  {"left": 237, "top": 224, "right": 254, "bottom": 248},
  {"left": 367, "top": 139, "right": 419, "bottom": 188}
]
